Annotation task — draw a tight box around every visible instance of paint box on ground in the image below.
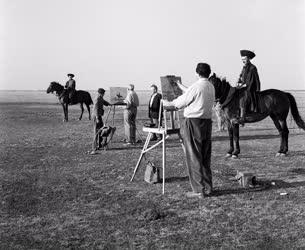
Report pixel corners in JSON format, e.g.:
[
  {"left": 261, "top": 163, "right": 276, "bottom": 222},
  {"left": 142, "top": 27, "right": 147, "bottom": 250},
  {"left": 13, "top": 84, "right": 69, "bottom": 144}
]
[{"left": 235, "top": 171, "right": 256, "bottom": 187}]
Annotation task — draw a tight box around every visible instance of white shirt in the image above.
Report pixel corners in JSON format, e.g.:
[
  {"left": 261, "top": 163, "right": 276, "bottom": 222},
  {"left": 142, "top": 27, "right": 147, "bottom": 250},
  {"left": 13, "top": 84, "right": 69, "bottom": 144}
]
[
  {"left": 124, "top": 90, "right": 139, "bottom": 108},
  {"left": 149, "top": 93, "right": 157, "bottom": 107},
  {"left": 172, "top": 78, "right": 215, "bottom": 119}
]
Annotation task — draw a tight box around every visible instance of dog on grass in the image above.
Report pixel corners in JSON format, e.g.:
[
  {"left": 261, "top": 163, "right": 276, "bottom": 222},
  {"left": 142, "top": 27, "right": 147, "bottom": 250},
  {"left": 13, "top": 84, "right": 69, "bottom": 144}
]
[{"left": 97, "top": 126, "right": 116, "bottom": 150}]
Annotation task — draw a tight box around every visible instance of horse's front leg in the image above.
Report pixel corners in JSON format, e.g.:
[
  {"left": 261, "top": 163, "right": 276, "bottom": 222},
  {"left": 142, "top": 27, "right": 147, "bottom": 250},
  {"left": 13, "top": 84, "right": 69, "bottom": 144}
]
[
  {"left": 65, "top": 104, "right": 69, "bottom": 122},
  {"left": 62, "top": 103, "right": 68, "bottom": 122},
  {"left": 232, "top": 124, "right": 240, "bottom": 158},
  {"left": 226, "top": 123, "right": 234, "bottom": 157},
  {"left": 79, "top": 103, "right": 84, "bottom": 120}
]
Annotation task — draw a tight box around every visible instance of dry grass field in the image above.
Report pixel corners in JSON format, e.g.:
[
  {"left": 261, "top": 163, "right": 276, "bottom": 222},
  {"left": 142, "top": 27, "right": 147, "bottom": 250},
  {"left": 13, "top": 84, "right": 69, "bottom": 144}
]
[{"left": 1, "top": 91, "right": 305, "bottom": 249}]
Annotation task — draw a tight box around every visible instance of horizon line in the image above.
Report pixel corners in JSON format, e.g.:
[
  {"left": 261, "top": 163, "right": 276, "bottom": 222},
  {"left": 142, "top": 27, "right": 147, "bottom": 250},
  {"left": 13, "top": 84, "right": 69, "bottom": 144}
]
[{"left": 0, "top": 89, "right": 305, "bottom": 92}]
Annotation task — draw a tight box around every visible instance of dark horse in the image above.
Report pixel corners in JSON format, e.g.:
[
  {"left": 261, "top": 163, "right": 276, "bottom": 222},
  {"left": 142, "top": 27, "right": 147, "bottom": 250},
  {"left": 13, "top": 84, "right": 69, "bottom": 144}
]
[
  {"left": 46, "top": 81, "right": 93, "bottom": 122},
  {"left": 209, "top": 74, "right": 305, "bottom": 158}
]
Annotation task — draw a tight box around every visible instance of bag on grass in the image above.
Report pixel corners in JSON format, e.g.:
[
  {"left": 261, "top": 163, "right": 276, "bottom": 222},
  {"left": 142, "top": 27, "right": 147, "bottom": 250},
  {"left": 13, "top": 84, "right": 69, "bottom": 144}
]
[{"left": 144, "top": 161, "right": 160, "bottom": 184}]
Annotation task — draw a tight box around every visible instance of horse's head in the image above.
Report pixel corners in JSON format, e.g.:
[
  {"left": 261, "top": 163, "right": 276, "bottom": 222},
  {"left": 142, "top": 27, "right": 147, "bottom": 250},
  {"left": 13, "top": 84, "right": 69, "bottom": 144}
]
[
  {"left": 209, "top": 73, "right": 224, "bottom": 99},
  {"left": 46, "top": 81, "right": 63, "bottom": 95},
  {"left": 209, "top": 73, "right": 232, "bottom": 104}
]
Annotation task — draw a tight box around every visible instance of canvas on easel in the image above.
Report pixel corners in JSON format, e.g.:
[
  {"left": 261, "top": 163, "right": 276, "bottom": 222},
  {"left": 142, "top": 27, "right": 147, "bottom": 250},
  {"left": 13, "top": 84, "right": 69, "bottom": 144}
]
[
  {"left": 110, "top": 87, "right": 127, "bottom": 103},
  {"left": 160, "top": 75, "right": 183, "bottom": 130},
  {"left": 160, "top": 75, "right": 183, "bottom": 101}
]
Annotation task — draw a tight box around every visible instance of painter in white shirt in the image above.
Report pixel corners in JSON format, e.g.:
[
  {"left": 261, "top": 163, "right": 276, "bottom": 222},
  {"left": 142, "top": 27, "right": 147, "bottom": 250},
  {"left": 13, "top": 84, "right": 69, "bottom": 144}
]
[{"left": 165, "top": 78, "right": 215, "bottom": 119}]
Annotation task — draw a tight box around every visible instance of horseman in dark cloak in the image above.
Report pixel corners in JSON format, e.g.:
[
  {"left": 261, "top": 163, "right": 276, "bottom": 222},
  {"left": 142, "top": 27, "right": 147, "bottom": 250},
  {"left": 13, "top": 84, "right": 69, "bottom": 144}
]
[{"left": 236, "top": 50, "right": 261, "bottom": 125}]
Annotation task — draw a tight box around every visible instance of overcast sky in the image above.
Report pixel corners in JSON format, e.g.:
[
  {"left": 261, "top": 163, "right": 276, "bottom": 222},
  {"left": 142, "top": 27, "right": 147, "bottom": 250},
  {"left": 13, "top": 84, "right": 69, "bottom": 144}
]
[{"left": 0, "top": 0, "right": 304, "bottom": 90}]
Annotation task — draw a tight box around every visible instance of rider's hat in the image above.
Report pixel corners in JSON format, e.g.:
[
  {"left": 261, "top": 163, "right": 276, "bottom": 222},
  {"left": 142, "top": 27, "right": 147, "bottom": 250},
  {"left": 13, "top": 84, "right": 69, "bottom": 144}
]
[
  {"left": 240, "top": 50, "right": 255, "bottom": 59},
  {"left": 67, "top": 73, "right": 75, "bottom": 78}
]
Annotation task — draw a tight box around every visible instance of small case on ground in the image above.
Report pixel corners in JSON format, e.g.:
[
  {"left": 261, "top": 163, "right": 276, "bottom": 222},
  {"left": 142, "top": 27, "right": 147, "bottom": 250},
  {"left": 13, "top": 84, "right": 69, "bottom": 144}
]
[{"left": 144, "top": 161, "right": 160, "bottom": 184}]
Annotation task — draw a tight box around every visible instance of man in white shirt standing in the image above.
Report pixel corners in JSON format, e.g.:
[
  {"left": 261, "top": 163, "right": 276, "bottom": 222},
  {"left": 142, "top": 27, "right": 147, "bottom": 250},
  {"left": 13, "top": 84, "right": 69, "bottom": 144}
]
[
  {"left": 123, "top": 84, "right": 139, "bottom": 145},
  {"left": 163, "top": 63, "right": 215, "bottom": 198}
]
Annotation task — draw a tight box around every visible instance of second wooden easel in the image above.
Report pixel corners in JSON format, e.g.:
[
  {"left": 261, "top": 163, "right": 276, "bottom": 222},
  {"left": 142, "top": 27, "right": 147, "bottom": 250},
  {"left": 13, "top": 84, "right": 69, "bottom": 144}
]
[{"left": 130, "top": 101, "right": 184, "bottom": 194}]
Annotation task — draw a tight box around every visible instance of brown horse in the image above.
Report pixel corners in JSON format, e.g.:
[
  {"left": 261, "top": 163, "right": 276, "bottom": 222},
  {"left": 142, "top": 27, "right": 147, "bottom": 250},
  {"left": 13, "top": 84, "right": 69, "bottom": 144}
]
[
  {"left": 46, "top": 81, "right": 93, "bottom": 122},
  {"left": 209, "top": 73, "right": 305, "bottom": 158}
]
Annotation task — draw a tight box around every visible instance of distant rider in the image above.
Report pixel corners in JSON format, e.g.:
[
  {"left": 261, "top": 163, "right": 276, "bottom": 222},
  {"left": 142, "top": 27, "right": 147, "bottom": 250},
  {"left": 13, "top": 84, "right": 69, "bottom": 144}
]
[{"left": 65, "top": 73, "right": 76, "bottom": 103}]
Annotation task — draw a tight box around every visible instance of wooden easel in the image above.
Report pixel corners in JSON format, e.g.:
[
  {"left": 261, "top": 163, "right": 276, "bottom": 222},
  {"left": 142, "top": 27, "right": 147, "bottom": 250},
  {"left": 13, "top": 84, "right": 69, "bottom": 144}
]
[{"left": 130, "top": 101, "right": 184, "bottom": 194}]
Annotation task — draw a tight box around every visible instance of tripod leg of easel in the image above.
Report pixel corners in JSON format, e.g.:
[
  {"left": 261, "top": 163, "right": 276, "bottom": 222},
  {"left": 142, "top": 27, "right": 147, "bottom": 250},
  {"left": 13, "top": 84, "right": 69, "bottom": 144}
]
[
  {"left": 162, "top": 131, "right": 166, "bottom": 194},
  {"left": 130, "top": 132, "right": 152, "bottom": 181},
  {"left": 130, "top": 153, "right": 144, "bottom": 182}
]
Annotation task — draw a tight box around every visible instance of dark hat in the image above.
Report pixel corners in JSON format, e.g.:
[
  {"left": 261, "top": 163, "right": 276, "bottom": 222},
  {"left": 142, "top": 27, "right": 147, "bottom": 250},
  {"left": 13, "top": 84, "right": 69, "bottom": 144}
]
[
  {"left": 240, "top": 50, "right": 255, "bottom": 59},
  {"left": 67, "top": 73, "right": 75, "bottom": 78},
  {"left": 98, "top": 88, "right": 105, "bottom": 94},
  {"left": 150, "top": 84, "right": 157, "bottom": 89}
]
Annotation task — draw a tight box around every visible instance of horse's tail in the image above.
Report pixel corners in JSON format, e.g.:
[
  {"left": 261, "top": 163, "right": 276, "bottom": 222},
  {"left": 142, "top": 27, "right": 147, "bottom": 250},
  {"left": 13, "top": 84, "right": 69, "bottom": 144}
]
[{"left": 287, "top": 92, "right": 305, "bottom": 130}]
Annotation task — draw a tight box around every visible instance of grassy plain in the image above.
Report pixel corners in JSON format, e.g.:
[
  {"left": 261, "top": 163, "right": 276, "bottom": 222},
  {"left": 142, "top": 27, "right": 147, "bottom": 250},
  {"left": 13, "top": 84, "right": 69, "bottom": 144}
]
[{"left": 1, "top": 91, "right": 305, "bottom": 249}]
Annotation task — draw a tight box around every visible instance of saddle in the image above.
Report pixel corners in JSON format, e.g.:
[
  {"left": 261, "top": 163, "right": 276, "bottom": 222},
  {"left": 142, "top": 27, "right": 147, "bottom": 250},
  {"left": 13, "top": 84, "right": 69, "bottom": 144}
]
[
  {"left": 245, "top": 91, "right": 264, "bottom": 114},
  {"left": 222, "top": 88, "right": 263, "bottom": 114},
  {"left": 61, "top": 88, "right": 77, "bottom": 105}
]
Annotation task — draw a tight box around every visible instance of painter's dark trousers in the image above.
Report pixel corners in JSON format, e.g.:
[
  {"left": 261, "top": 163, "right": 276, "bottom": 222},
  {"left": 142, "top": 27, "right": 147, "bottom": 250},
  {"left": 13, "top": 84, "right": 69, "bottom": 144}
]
[
  {"left": 92, "top": 115, "right": 104, "bottom": 150},
  {"left": 183, "top": 118, "right": 212, "bottom": 193}
]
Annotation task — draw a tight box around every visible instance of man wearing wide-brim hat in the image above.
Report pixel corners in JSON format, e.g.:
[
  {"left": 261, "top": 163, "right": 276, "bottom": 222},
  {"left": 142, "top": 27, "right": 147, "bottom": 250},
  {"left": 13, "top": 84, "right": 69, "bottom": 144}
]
[
  {"left": 236, "top": 50, "right": 261, "bottom": 125},
  {"left": 65, "top": 73, "right": 76, "bottom": 104}
]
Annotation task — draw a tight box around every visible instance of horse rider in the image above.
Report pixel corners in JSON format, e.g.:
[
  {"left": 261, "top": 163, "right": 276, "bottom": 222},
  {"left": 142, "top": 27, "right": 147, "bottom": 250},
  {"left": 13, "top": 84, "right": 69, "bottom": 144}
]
[
  {"left": 65, "top": 73, "right": 76, "bottom": 103},
  {"left": 236, "top": 50, "right": 261, "bottom": 125}
]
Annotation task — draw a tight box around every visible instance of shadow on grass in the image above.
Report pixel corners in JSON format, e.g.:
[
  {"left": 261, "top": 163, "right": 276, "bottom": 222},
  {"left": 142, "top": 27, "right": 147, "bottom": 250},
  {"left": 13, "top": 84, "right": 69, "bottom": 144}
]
[
  {"left": 164, "top": 176, "right": 189, "bottom": 183},
  {"left": 160, "top": 177, "right": 305, "bottom": 197},
  {"left": 285, "top": 151, "right": 305, "bottom": 157},
  {"left": 214, "top": 179, "right": 305, "bottom": 197},
  {"left": 268, "top": 179, "right": 305, "bottom": 188},
  {"left": 290, "top": 167, "right": 305, "bottom": 175}
]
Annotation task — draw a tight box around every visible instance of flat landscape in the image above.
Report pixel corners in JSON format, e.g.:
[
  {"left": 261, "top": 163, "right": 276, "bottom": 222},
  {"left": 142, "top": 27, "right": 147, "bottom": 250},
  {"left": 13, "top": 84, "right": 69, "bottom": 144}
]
[{"left": 1, "top": 90, "right": 305, "bottom": 249}]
